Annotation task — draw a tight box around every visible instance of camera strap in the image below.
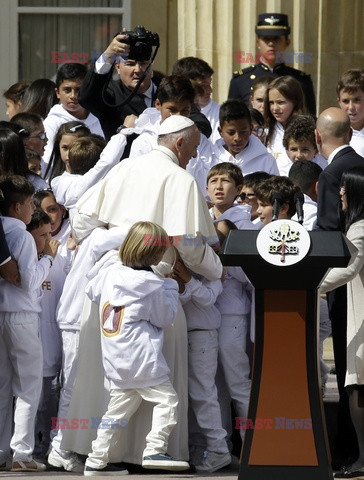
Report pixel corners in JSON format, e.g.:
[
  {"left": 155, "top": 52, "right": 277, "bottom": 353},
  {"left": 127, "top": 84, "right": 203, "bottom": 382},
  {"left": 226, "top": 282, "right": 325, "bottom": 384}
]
[{"left": 101, "top": 44, "right": 159, "bottom": 110}]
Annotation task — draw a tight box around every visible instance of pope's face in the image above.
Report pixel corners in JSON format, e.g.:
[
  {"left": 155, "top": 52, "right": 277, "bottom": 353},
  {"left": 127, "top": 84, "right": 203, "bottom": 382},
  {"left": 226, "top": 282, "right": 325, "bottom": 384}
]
[{"left": 177, "top": 127, "right": 200, "bottom": 169}]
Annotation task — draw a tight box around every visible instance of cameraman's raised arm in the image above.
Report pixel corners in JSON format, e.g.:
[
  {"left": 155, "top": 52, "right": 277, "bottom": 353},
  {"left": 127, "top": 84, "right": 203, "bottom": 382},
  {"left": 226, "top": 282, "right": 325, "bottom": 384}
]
[
  {"left": 78, "top": 29, "right": 157, "bottom": 141},
  {"left": 78, "top": 34, "right": 131, "bottom": 140}
]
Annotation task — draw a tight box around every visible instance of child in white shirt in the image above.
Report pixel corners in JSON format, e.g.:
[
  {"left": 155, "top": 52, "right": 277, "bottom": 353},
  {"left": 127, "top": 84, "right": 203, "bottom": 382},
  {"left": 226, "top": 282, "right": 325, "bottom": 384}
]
[
  {"left": 212, "top": 99, "right": 279, "bottom": 176},
  {"left": 283, "top": 114, "right": 327, "bottom": 177},
  {"left": 206, "top": 163, "right": 259, "bottom": 230},
  {"left": 51, "top": 124, "right": 135, "bottom": 221},
  {"left": 0, "top": 175, "right": 58, "bottom": 472},
  {"left": 264, "top": 76, "right": 307, "bottom": 175},
  {"left": 172, "top": 257, "right": 231, "bottom": 474},
  {"left": 214, "top": 219, "right": 253, "bottom": 442},
  {"left": 43, "top": 63, "right": 104, "bottom": 165},
  {"left": 84, "top": 221, "right": 189, "bottom": 475},
  {"left": 337, "top": 69, "right": 364, "bottom": 157},
  {"left": 31, "top": 191, "right": 73, "bottom": 458}
]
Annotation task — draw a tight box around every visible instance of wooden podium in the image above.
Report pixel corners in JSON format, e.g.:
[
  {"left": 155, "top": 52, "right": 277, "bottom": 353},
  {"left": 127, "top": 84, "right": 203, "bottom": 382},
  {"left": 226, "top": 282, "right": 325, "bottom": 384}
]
[{"left": 219, "top": 229, "right": 352, "bottom": 480}]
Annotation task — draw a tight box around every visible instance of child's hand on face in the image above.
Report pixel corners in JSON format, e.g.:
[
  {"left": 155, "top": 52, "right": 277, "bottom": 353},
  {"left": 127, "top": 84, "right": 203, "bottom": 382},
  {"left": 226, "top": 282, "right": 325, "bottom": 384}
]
[
  {"left": 44, "top": 238, "right": 60, "bottom": 258},
  {"left": 173, "top": 260, "right": 192, "bottom": 283}
]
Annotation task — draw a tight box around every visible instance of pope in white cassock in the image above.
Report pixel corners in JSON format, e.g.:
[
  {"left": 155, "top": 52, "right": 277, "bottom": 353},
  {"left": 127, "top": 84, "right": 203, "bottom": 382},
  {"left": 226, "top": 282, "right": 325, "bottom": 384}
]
[{"left": 62, "top": 115, "right": 223, "bottom": 465}]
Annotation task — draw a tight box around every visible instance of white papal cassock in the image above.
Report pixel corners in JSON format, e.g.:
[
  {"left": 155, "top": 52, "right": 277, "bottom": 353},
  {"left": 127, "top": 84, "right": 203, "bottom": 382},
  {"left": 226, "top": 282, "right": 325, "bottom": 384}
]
[{"left": 62, "top": 145, "right": 223, "bottom": 464}]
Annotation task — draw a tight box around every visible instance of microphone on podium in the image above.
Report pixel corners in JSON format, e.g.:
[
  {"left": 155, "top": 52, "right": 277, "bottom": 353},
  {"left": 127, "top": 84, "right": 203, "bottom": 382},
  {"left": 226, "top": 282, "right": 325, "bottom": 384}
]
[
  {"left": 294, "top": 191, "right": 305, "bottom": 225},
  {"left": 272, "top": 192, "right": 283, "bottom": 221}
]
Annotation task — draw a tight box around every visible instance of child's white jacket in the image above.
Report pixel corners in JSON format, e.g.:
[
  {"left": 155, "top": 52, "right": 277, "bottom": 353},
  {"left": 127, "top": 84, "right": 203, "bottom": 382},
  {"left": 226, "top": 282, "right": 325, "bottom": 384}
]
[
  {"left": 86, "top": 263, "right": 179, "bottom": 389},
  {"left": 212, "top": 134, "right": 279, "bottom": 176},
  {"left": 179, "top": 275, "right": 223, "bottom": 331},
  {"left": 216, "top": 267, "right": 252, "bottom": 316},
  {"left": 51, "top": 131, "right": 131, "bottom": 219},
  {"left": 43, "top": 104, "right": 105, "bottom": 165},
  {"left": 39, "top": 219, "right": 72, "bottom": 376},
  {"left": 0, "top": 217, "right": 51, "bottom": 312}
]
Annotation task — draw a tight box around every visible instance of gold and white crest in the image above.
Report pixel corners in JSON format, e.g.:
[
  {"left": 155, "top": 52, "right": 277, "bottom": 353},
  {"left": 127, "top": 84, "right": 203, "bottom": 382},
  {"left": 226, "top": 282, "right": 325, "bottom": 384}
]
[{"left": 256, "top": 220, "right": 311, "bottom": 266}]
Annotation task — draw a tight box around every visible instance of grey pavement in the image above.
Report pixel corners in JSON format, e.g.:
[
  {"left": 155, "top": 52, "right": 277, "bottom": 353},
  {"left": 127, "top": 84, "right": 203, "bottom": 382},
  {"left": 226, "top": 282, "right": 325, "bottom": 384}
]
[
  {"left": 0, "top": 338, "right": 337, "bottom": 480},
  {"left": 0, "top": 466, "right": 240, "bottom": 479}
]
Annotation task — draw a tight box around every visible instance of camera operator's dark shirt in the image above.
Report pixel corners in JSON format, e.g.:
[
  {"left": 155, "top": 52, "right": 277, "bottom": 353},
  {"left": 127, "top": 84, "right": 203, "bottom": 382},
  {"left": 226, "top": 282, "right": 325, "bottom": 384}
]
[
  {"left": 79, "top": 67, "right": 212, "bottom": 149},
  {"left": 79, "top": 68, "right": 157, "bottom": 141}
]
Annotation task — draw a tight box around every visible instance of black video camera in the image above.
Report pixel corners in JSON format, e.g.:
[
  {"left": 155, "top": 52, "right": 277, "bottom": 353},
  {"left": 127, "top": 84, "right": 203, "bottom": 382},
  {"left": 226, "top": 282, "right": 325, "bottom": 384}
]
[{"left": 120, "top": 25, "right": 160, "bottom": 61}]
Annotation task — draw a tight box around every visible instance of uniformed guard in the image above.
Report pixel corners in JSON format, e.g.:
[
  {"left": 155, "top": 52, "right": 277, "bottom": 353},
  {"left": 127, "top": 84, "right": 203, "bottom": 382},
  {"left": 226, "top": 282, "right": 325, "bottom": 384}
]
[{"left": 228, "top": 13, "right": 316, "bottom": 115}]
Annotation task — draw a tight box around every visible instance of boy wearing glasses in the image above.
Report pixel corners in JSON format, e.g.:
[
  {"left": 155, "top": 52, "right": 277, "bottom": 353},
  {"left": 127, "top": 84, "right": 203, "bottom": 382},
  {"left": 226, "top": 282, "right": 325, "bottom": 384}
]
[
  {"left": 212, "top": 99, "right": 279, "bottom": 176},
  {"left": 237, "top": 171, "right": 273, "bottom": 226}
]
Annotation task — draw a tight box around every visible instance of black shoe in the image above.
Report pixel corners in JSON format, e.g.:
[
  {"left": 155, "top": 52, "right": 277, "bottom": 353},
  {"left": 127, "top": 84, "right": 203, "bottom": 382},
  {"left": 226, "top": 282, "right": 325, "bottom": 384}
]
[
  {"left": 334, "top": 466, "right": 364, "bottom": 478},
  {"left": 84, "top": 463, "right": 129, "bottom": 476}
]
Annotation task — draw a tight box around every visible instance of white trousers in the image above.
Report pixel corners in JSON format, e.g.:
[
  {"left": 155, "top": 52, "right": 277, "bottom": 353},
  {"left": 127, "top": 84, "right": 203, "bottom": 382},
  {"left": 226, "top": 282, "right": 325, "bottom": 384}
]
[
  {"left": 85, "top": 381, "right": 178, "bottom": 469},
  {"left": 218, "top": 314, "right": 251, "bottom": 440},
  {"left": 51, "top": 329, "right": 79, "bottom": 454},
  {"left": 0, "top": 312, "right": 42, "bottom": 463},
  {"left": 188, "top": 329, "right": 228, "bottom": 454}
]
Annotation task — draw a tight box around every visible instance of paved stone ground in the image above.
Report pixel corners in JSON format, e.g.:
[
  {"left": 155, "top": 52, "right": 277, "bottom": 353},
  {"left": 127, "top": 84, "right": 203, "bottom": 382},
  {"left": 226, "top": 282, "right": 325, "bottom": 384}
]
[{"left": 0, "top": 338, "right": 338, "bottom": 480}]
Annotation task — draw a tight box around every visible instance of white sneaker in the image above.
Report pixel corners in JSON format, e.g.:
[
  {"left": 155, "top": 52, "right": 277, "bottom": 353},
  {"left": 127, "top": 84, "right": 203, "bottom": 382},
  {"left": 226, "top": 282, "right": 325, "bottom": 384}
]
[
  {"left": 195, "top": 450, "right": 231, "bottom": 473},
  {"left": 48, "top": 448, "right": 84, "bottom": 472}
]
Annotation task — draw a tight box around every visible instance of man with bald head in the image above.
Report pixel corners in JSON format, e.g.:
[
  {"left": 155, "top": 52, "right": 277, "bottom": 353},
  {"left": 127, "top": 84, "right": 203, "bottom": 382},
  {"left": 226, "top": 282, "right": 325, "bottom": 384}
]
[
  {"left": 316, "top": 107, "right": 363, "bottom": 231},
  {"left": 316, "top": 107, "right": 364, "bottom": 467}
]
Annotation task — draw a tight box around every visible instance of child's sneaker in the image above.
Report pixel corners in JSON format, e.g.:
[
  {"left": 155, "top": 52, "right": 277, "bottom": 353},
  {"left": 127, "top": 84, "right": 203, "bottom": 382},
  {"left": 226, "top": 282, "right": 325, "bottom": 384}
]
[
  {"left": 84, "top": 464, "right": 129, "bottom": 476},
  {"left": 195, "top": 450, "right": 231, "bottom": 473},
  {"left": 48, "top": 448, "right": 84, "bottom": 472},
  {"left": 189, "top": 445, "right": 206, "bottom": 466},
  {"left": 11, "top": 460, "right": 46, "bottom": 472},
  {"left": 142, "top": 453, "right": 189, "bottom": 471}
]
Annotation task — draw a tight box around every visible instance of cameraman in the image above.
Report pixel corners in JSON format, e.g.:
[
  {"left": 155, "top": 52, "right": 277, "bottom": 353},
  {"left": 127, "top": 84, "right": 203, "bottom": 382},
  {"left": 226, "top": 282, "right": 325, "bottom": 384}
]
[
  {"left": 78, "top": 31, "right": 157, "bottom": 141},
  {"left": 79, "top": 27, "right": 212, "bottom": 144}
]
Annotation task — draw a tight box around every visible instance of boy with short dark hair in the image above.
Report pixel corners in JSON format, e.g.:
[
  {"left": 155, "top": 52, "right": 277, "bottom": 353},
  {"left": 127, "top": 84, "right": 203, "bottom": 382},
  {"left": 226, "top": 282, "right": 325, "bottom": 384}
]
[
  {"left": 130, "top": 75, "right": 213, "bottom": 194},
  {"left": 171, "top": 56, "right": 220, "bottom": 143},
  {"left": 130, "top": 75, "right": 195, "bottom": 157},
  {"left": 43, "top": 62, "right": 104, "bottom": 165},
  {"left": 206, "top": 162, "right": 257, "bottom": 229},
  {"left": 212, "top": 99, "right": 279, "bottom": 176},
  {"left": 0, "top": 175, "right": 58, "bottom": 472},
  {"left": 236, "top": 171, "right": 272, "bottom": 225},
  {"left": 283, "top": 114, "right": 327, "bottom": 171},
  {"left": 254, "top": 175, "right": 300, "bottom": 226},
  {"left": 288, "top": 159, "right": 322, "bottom": 231},
  {"left": 337, "top": 68, "right": 364, "bottom": 157}
]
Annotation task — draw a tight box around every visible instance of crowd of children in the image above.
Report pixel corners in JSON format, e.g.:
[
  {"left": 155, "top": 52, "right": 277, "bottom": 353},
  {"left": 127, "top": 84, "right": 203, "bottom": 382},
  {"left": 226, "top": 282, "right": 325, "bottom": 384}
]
[{"left": 1, "top": 41, "right": 364, "bottom": 478}]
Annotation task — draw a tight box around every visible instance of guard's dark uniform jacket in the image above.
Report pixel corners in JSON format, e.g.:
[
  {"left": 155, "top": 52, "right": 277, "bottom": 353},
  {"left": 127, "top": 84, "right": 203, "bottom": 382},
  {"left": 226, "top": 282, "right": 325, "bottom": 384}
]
[{"left": 228, "top": 62, "right": 316, "bottom": 115}]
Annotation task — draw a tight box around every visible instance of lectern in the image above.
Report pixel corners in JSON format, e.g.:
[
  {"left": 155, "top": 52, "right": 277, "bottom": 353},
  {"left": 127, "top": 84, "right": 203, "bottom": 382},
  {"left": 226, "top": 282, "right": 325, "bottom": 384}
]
[{"left": 219, "top": 225, "right": 352, "bottom": 480}]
